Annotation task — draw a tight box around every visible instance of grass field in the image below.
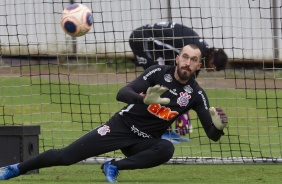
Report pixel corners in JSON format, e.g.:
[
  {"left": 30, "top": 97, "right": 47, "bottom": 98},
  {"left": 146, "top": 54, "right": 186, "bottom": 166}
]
[{"left": 4, "top": 164, "right": 282, "bottom": 183}]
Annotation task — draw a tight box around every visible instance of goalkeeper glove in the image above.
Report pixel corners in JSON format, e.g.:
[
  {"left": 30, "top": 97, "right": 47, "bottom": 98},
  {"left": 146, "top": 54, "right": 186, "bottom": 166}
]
[
  {"left": 175, "top": 112, "right": 193, "bottom": 135},
  {"left": 144, "top": 85, "right": 170, "bottom": 105},
  {"left": 209, "top": 107, "right": 228, "bottom": 130}
]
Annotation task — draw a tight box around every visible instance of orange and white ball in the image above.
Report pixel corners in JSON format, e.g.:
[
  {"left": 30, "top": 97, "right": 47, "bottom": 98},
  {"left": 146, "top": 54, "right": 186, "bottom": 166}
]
[{"left": 61, "top": 3, "right": 93, "bottom": 37}]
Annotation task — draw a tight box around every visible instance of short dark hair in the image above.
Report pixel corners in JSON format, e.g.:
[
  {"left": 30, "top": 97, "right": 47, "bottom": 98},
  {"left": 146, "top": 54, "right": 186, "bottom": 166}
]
[
  {"left": 193, "top": 48, "right": 228, "bottom": 78},
  {"left": 205, "top": 48, "right": 228, "bottom": 71}
]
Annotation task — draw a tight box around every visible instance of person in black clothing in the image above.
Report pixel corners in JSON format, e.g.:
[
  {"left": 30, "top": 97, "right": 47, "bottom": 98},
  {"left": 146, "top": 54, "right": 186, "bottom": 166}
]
[
  {"left": 0, "top": 44, "right": 228, "bottom": 183},
  {"left": 129, "top": 22, "right": 228, "bottom": 142},
  {"left": 129, "top": 22, "right": 228, "bottom": 76}
]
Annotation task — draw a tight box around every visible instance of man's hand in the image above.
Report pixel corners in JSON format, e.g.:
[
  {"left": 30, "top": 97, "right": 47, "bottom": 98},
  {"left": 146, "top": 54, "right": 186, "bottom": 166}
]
[
  {"left": 209, "top": 107, "right": 228, "bottom": 130},
  {"left": 144, "top": 85, "right": 170, "bottom": 105}
]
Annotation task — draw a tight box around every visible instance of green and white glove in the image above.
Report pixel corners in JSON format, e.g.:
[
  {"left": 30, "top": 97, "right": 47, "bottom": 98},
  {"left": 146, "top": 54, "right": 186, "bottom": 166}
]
[
  {"left": 144, "top": 85, "right": 170, "bottom": 105},
  {"left": 209, "top": 107, "right": 228, "bottom": 130}
]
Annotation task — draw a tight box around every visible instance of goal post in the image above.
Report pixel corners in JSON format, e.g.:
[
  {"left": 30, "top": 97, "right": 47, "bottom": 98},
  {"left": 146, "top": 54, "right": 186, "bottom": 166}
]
[{"left": 0, "top": 0, "right": 282, "bottom": 164}]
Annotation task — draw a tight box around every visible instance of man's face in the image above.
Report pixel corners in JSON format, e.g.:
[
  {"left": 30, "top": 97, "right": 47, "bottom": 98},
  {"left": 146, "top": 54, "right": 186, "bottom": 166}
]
[{"left": 175, "top": 45, "right": 202, "bottom": 82}]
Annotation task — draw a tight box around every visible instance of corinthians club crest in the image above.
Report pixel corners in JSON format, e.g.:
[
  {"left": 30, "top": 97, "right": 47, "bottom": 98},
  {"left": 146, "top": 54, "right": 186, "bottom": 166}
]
[
  {"left": 97, "top": 125, "right": 110, "bottom": 136},
  {"left": 177, "top": 92, "right": 191, "bottom": 107}
]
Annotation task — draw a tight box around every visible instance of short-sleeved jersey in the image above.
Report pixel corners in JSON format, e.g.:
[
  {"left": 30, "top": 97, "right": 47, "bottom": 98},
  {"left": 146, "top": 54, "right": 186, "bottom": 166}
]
[{"left": 117, "top": 65, "right": 213, "bottom": 138}]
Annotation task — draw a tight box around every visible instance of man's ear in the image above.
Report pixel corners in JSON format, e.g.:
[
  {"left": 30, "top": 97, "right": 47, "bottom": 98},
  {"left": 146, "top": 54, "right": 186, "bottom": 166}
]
[
  {"left": 197, "top": 62, "right": 202, "bottom": 70},
  {"left": 175, "top": 55, "right": 179, "bottom": 65}
]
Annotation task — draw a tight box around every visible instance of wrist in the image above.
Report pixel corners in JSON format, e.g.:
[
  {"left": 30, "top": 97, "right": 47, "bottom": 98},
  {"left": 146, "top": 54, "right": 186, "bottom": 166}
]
[{"left": 139, "top": 93, "right": 145, "bottom": 104}]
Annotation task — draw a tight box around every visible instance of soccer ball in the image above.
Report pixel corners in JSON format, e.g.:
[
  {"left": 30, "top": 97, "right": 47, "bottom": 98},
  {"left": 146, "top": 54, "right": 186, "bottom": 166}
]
[{"left": 61, "top": 3, "right": 93, "bottom": 37}]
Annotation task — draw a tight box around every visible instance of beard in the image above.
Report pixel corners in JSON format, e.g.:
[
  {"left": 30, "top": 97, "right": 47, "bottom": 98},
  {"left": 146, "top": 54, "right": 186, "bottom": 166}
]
[{"left": 176, "top": 65, "right": 193, "bottom": 81}]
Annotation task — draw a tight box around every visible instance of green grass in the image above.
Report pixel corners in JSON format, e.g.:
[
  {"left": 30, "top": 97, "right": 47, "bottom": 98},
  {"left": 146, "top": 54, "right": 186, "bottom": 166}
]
[{"left": 4, "top": 164, "right": 282, "bottom": 184}]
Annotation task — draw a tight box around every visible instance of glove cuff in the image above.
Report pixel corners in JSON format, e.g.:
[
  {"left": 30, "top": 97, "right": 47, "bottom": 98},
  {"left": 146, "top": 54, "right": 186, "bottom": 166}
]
[{"left": 212, "top": 125, "right": 225, "bottom": 135}]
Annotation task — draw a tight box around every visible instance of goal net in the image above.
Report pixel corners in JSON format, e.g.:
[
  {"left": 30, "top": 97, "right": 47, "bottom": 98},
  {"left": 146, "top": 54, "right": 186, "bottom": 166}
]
[{"left": 0, "top": 0, "right": 281, "bottom": 164}]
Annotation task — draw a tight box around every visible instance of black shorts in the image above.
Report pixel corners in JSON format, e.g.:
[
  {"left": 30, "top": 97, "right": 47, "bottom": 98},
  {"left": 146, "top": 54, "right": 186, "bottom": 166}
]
[{"left": 73, "top": 113, "right": 166, "bottom": 158}]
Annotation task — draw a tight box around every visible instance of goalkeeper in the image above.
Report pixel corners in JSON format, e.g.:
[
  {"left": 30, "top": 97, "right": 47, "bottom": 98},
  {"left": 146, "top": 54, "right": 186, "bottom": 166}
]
[
  {"left": 129, "top": 22, "right": 228, "bottom": 143},
  {"left": 0, "top": 44, "right": 228, "bottom": 183}
]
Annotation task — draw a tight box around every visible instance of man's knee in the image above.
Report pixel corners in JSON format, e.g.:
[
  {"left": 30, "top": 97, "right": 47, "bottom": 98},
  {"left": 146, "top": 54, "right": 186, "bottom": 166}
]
[{"left": 154, "top": 140, "right": 175, "bottom": 161}]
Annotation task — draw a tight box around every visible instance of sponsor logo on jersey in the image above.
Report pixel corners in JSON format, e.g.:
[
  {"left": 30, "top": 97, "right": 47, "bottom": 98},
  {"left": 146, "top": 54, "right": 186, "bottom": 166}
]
[
  {"left": 97, "top": 125, "right": 110, "bottom": 136},
  {"left": 164, "top": 74, "right": 173, "bottom": 82},
  {"left": 156, "top": 22, "right": 170, "bottom": 27},
  {"left": 136, "top": 55, "right": 147, "bottom": 65},
  {"left": 198, "top": 90, "right": 208, "bottom": 110},
  {"left": 155, "top": 22, "right": 175, "bottom": 28},
  {"left": 131, "top": 125, "right": 152, "bottom": 138},
  {"left": 147, "top": 104, "right": 179, "bottom": 121},
  {"left": 143, "top": 67, "right": 161, "bottom": 80},
  {"left": 183, "top": 85, "right": 193, "bottom": 93},
  {"left": 169, "top": 89, "right": 178, "bottom": 96},
  {"left": 177, "top": 92, "right": 191, "bottom": 107},
  {"left": 199, "top": 39, "right": 209, "bottom": 49}
]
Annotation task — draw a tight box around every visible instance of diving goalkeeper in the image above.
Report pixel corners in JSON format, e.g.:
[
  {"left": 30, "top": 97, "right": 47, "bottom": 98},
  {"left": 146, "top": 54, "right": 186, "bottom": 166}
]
[{"left": 0, "top": 44, "right": 228, "bottom": 183}]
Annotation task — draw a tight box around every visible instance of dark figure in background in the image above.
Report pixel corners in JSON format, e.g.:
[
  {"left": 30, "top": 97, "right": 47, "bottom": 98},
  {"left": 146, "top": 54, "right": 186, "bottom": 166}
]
[{"left": 129, "top": 22, "right": 228, "bottom": 75}]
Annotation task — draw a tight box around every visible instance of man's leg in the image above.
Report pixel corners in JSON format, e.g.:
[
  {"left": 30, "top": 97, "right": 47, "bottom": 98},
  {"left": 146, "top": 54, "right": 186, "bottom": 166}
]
[
  {"left": 100, "top": 132, "right": 175, "bottom": 182},
  {"left": 0, "top": 118, "right": 133, "bottom": 180},
  {"left": 116, "top": 138, "right": 174, "bottom": 170}
]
